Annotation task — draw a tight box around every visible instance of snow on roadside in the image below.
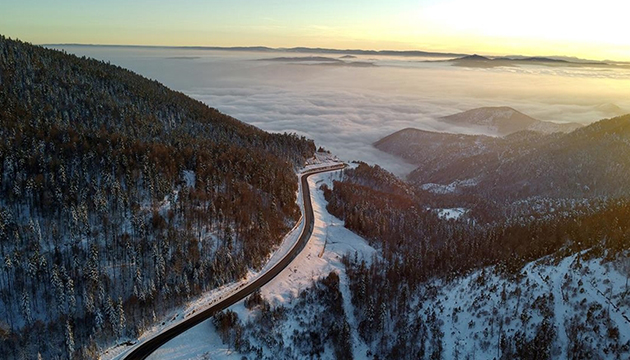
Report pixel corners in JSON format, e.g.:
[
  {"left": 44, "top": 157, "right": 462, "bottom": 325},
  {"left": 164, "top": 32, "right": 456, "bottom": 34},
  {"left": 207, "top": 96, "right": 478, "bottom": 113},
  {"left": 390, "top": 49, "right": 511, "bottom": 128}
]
[
  {"left": 102, "top": 157, "right": 340, "bottom": 360},
  {"left": 261, "top": 169, "right": 375, "bottom": 305},
  {"left": 257, "top": 169, "right": 376, "bottom": 360},
  {"left": 103, "top": 205, "right": 307, "bottom": 360},
  {"left": 143, "top": 165, "right": 376, "bottom": 360}
]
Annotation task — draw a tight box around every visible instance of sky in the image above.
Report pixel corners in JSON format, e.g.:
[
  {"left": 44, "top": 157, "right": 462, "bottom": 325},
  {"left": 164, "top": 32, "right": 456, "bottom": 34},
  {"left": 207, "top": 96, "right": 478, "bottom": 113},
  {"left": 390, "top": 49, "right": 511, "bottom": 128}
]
[{"left": 4, "top": 0, "right": 630, "bottom": 61}]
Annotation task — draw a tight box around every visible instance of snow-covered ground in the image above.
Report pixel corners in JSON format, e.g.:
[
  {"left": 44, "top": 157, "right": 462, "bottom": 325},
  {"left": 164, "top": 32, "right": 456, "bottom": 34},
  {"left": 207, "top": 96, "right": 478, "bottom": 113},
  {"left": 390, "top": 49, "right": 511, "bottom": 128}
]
[
  {"left": 436, "top": 207, "right": 467, "bottom": 220},
  {"left": 430, "top": 251, "right": 630, "bottom": 359},
  {"left": 143, "top": 165, "right": 376, "bottom": 360},
  {"left": 420, "top": 178, "right": 478, "bottom": 194}
]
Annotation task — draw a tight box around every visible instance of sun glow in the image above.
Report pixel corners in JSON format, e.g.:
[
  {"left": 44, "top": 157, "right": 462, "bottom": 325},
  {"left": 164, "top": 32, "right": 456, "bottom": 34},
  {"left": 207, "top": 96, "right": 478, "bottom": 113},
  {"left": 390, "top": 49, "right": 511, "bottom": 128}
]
[
  {"left": 3, "top": 0, "right": 630, "bottom": 61},
  {"left": 402, "top": 0, "right": 630, "bottom": 60}
]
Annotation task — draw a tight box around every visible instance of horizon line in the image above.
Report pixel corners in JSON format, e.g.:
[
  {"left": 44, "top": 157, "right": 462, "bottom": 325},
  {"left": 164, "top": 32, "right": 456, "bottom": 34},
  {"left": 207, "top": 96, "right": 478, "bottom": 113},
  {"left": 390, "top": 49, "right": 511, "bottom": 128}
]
[
  {"left": 36, "top": 42, "right": 630, "bottom": 64},
  {"left": 42, "top": 43, "right": 465, "bottom": 57}
]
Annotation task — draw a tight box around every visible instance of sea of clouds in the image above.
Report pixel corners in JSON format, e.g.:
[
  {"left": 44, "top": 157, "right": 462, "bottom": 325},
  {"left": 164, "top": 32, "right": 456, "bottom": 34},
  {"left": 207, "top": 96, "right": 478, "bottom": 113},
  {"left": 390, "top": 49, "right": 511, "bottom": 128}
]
[{"left": 56, "top": 46, "right": 630, "bottom": 177}]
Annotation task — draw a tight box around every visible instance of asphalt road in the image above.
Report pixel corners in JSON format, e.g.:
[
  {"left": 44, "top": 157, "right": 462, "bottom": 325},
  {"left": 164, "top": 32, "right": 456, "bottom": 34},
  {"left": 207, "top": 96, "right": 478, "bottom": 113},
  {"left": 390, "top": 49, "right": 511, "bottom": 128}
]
[{"left": 122, "top": 164, "right": 345, "bottom": 360}]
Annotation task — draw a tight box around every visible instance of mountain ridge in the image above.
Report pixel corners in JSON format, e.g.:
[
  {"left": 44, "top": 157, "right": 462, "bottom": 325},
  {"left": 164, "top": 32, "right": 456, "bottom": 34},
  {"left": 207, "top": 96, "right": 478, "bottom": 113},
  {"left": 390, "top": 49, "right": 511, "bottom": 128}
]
[
  {"left": 44, "top": 43, "right": 466, "bottom": 58},
  {"left": 375, "top": 114, "right": 630, "bottom": 200},
  {"left": 439, "top": 106, "right": 583, "bottom": 136}
]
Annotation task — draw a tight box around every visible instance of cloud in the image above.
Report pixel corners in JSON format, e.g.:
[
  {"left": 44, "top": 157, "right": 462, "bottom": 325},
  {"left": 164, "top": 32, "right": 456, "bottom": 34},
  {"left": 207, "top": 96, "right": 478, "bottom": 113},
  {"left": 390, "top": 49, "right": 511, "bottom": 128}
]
[{"left": 56, "top": 46, "right": 630, "bottom": 178}]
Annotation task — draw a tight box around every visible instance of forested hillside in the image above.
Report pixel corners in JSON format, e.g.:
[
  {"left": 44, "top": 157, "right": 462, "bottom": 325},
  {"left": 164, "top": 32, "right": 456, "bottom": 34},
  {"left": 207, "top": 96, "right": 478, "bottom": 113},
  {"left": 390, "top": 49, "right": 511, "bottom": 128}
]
[
  {"left": 323, "top": 163, "right": 630, "bottom": 359},
  {"left": 0, "top": 36, "right": 314, "bottom": 359},
  {"left": 206, "top": 161, "right": 630, "bottom": 360},
  {"left": 376, "top": 115, "right": 630, "bottom": 201},
  {"left": 213, "top": 273, "right": 353, "bottom": 359}
]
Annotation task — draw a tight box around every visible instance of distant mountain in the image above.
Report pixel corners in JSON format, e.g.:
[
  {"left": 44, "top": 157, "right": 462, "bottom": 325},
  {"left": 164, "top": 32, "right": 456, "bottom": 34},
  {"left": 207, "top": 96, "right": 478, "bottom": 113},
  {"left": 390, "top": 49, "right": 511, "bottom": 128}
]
[
  {"left": 280, "top": 47, "right": 465, "bottom": 57},
  {"left": 374, "top": 127, "right": 543, "bottom": 190},
  {"left": 439, "top": 106, "right": 583, "bottom": 136},
  {"left": 597, "top": 103, "right": 627, "bottom": 116},
  {"left": 47, "top": 43, "right": 466, "bottom": 58},
  {"left": 455, "top": 54, "right": 491, "bottom": 61},
  {"left": 0, "top": 35, "right": 315, "bottom": 359},
  {"left": 256, "top": 56, "right": 375, "bottom": 67},
  {"left": 495, "top": 56, "right": 569, "bottom": 63},
  {"left": 374, "top": 128, "right": 501, "bottom": 173},
  {"left": 505, "top": 54, "right": 607, "bottom": 64},
  {"left": 45, "top": 44, "right": 280, "bottom": 52},
  {"left": 440, "top": 106, "right": 539, "bottom": 135},
  {"left": 257, "top": 56, "right": 343, "bottom": 63},
  {"left": 376, "top": 114, "right": 630, "bottom": 200},
  {"left": 448, "top": 54, "right": 612, "bottom": 68}
]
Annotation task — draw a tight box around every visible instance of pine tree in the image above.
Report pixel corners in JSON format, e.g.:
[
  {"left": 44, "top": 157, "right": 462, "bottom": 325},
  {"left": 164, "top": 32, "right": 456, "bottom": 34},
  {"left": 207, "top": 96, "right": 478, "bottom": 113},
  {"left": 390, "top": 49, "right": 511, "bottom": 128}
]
[
  {"left": 66, "top": 278, "right": 76, "bottom": 314},
  {"left": 117, "top": 297, "right": 126, "bottom": 337},
  {"left": 65, "top": 320, "right": 75, "bottom": 357},
  {"left": 95, "top": 309, "right": 104, "bottom": 331},
  {"left": 20, "top": 290, "right": 31, "bottom": 324},
  {"left": 51, "top": 265, "right": 65, "bottom": 315}
]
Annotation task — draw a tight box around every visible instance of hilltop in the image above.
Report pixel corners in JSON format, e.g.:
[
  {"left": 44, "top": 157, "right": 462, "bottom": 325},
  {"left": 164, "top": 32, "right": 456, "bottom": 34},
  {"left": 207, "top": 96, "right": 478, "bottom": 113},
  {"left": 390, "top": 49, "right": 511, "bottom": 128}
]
[{"left": 439, "top": 106, "right": 582, "bottom": 136}]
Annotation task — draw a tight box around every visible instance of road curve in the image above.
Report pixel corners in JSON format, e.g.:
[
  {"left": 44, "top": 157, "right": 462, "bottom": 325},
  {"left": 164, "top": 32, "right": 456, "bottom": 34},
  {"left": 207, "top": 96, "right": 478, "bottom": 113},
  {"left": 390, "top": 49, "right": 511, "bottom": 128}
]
[{"left": 122, "top": 164, "right": 345, "bottom": 360}]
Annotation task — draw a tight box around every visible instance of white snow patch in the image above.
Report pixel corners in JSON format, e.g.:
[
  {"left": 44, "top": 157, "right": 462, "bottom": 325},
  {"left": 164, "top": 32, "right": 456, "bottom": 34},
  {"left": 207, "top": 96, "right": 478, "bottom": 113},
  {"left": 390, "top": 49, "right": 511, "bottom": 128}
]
[
  {"left": 437, "top": 208, "right": 467, "bottom": 220},
  {"left": 420, "top": 178, "right": 477, "bottom": 194},
  {"left": 306, "top": 151, "right": 340, "bottom": 166},
  {"left": 182, "top": 170, "right": 196, "bottom": 188}
]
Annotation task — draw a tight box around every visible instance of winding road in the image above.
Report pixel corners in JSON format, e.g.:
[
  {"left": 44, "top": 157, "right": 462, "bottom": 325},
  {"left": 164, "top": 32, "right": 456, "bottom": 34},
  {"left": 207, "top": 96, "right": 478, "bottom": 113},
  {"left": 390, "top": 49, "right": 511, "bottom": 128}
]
[{"left": 122, "top": 164, "right": 345, "bottom": 360}]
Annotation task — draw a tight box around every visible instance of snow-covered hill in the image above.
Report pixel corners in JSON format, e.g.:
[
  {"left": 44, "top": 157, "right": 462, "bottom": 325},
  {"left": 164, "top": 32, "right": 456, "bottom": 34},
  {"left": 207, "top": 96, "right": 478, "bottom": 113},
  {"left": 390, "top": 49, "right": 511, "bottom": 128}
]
[
  {"left": 149, "top": 240, "right": 630, "bottom": 359},
  {"left": 424, "top": 251, "right": 630, "bottom": 359}
]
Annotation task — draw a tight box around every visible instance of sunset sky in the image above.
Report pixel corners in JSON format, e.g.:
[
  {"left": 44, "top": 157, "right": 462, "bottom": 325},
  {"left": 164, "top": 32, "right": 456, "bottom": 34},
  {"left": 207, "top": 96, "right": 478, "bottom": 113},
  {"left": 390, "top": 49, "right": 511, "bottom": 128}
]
[{"left": 4, "top": 0, "right": 630, "bottom": 61}]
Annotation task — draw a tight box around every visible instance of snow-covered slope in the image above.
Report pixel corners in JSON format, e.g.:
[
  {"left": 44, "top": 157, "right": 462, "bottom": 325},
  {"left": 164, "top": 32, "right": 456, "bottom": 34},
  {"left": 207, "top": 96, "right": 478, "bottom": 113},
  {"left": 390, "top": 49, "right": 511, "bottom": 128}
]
[
  {"left": 422, "top": 251, "right": 630, "bottom": 359},
  {"left": 149, "top": 246, "right": 630, "bottom": 359},
  {"left": 526, "top": 120, "right": 583, "bottom": 134}
]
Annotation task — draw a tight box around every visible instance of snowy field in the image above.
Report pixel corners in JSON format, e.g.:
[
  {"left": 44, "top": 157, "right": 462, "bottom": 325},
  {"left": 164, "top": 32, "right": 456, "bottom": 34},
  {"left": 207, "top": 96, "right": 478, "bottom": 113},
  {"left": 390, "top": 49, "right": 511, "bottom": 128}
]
[{"left": 436, "top": 207, "right": 468, "bottom": 220}]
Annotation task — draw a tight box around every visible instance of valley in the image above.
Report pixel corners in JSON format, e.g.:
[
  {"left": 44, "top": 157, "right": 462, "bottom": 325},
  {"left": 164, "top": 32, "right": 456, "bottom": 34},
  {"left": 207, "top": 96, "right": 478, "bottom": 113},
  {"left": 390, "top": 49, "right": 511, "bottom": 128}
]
[{"left": 2, "top": 33, "right": 630, "bottom": 360}]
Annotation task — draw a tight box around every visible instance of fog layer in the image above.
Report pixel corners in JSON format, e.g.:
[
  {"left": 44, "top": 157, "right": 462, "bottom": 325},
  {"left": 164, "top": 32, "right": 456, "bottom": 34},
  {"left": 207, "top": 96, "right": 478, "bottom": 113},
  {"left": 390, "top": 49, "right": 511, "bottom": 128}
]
[{"left": 56, "top": 46, "right": 630, "bottom": 177}]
